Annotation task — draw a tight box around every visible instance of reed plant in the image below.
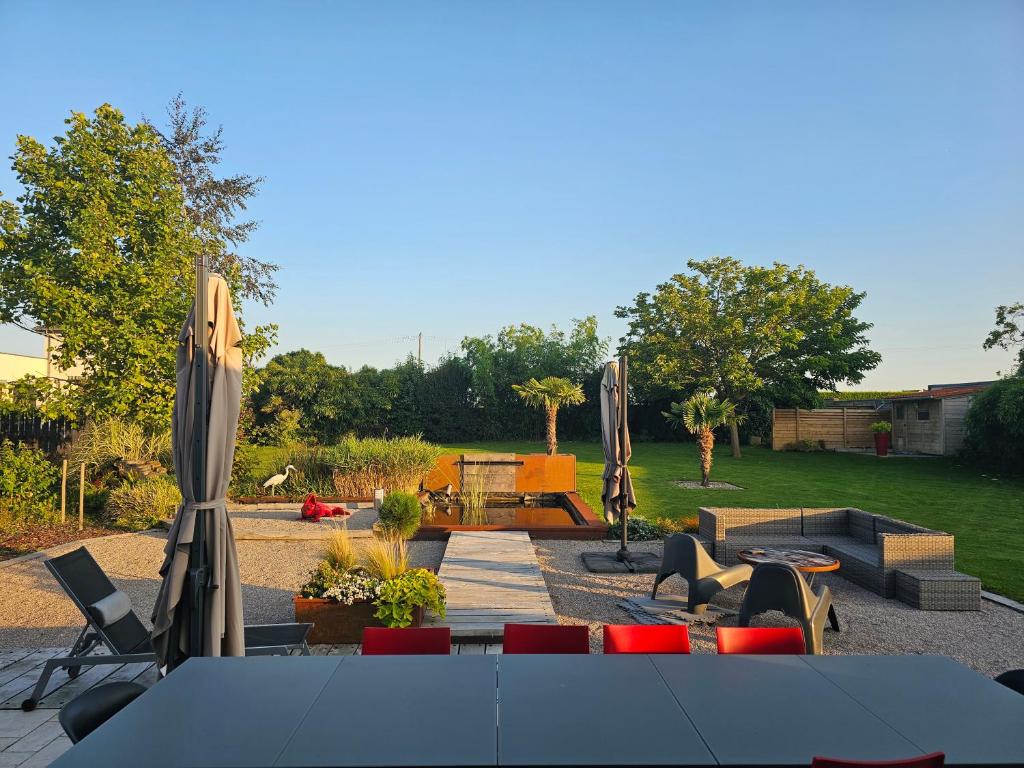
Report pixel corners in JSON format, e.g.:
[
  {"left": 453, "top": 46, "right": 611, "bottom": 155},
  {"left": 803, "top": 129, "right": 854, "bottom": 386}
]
[
  {"left": 69, "top": 418, "right": 172, "bottom": 469},
  {"left": 459, "top": 472, "right": 488, "bottom": 525}
]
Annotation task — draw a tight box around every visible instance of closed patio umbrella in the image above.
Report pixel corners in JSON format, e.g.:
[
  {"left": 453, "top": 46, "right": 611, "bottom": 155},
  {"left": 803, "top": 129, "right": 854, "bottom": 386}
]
[
  {"left": 151, "top": 272, "right": 244, "bottom": 670},
  {"left": 583, "top": 356, "right": 658, "bottom": 573}
]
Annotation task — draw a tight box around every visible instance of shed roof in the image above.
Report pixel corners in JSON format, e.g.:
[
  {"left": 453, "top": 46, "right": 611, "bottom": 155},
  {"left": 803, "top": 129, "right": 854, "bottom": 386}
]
[{"left": 890, "top": 385, "right": 989, "bottom": 401}]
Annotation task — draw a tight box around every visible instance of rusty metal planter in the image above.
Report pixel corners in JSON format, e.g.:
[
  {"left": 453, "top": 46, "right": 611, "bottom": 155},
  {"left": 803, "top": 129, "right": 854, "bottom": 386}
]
[{"left": 293, "top": 597, "right": 424, "bottom": 644}]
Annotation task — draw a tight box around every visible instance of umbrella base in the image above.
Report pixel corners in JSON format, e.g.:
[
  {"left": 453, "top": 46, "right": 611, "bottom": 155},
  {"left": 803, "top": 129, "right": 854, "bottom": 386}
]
[{"left": 581, "top": 551, "right": 661, "bottom": 574}]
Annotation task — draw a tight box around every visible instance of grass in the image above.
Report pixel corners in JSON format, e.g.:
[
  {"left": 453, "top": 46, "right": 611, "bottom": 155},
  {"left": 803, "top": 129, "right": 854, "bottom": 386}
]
[{"left": 440, "top": 441, "right": 1024, "bottom": 602}]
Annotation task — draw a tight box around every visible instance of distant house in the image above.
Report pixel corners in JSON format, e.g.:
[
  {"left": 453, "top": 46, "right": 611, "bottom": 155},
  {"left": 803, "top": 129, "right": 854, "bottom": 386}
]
[
  {"left": 889, "top": 383, "right": 992, "bottom": 455},
  {"left": 0, "top": 330, "right": 85, "bottom": 385}
]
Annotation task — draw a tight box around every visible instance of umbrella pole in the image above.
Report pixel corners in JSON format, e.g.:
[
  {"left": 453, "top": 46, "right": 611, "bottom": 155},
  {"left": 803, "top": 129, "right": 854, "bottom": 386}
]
[
  {"left": 187, "top": 253, "right": 209, "bottom": 658},
  {"left": 616, "top": 354, "right": 631, "bottom": 563}
]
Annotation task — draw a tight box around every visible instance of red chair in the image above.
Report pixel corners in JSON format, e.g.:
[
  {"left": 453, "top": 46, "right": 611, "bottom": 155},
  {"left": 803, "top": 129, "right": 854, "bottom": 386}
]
[
  {"left": 716, "top": 626, "right": 806, "bottom": 655},
  {"left": 811, "top": 753, "right": 944, "bottom": 767},
  {"left": 503, "top": 624, "right": 590, "bottom": 654},
  {"left": 361, "top": 627, "right": 451, "bottom": 655},
  {"left": 603, "top": 625, "right": 691, "bottom": 654}
]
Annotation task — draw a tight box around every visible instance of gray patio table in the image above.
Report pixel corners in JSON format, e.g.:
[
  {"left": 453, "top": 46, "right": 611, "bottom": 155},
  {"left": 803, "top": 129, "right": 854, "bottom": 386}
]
[{"left": 51, "top": 654, "right": 1024, "bottom": 768}]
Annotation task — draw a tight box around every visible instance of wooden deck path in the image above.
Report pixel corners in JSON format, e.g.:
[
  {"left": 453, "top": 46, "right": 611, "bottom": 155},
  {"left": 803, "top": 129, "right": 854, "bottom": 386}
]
[{"left": 424, "top": 530, "right": 557, "bottom": 640}]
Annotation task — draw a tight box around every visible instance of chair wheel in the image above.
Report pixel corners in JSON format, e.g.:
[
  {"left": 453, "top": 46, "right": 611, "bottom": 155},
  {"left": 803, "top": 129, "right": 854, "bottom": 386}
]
[
  {"left": 21, "top": 699, "right": 37, "bottom": 712},
  {"left": 67, "top": 666, "right": 81, "bottom": 679}
]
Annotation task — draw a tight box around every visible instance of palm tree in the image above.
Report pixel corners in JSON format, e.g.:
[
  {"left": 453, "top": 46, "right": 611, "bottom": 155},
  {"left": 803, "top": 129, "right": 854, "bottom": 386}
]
[
  {"left": 663, "top": 394, "right": 743, "bottom": 487},
  {"left": 512, "top": 376, "right": 586, "bottom": 455}
]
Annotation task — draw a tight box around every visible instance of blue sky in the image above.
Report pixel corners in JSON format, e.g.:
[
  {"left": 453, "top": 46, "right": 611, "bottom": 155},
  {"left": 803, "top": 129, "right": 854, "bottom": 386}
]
[{"left": 1, "top": 0, "right": 1021, "bottom": 389}]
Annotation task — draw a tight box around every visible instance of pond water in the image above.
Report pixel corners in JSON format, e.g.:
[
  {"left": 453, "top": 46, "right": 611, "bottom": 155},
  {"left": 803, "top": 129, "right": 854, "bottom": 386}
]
[{"left": 422, "top": 494, "right": 582, "bottom": 527}]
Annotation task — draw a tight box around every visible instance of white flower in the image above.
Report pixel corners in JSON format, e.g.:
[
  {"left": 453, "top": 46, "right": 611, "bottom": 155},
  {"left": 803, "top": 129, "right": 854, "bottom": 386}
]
[{"left": 323, "top": 573, "right": 383, "bottom": 605}]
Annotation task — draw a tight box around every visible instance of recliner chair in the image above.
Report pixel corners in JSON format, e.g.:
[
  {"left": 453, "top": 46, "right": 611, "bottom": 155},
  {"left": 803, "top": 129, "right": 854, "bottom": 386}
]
[
  {"left": 651, "top": 534, "right": 753, "bottom": 614},
  {"left": 738, "top": 561, "right": 839, "bottom": 655}
]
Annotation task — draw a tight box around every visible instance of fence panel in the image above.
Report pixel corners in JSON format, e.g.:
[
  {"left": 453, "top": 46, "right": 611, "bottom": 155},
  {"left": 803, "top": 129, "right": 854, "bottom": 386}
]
[
  {"left": 771, "top": 407, "right": 886, "bottom": 451},
  {"left": 0, "top": 413, "right": 75, "bottom": 454}
]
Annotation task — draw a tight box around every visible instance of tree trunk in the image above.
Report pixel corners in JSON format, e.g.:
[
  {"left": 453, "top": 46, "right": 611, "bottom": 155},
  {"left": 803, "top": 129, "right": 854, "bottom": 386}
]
[
  {"left": 699, "top": 429, "right": 714, "bottom": 487},
  {"left": 546, "top": 406, "right": 558, "bottom": 455},
  {"left": 729, "top": 421, "right": 742, "bottom": 458}
]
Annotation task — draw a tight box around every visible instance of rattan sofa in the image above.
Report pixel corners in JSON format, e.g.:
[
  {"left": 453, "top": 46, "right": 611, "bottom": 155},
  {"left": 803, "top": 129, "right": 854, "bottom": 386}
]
[{"left": 698, "top": 507, "right": 978, "bottom": 609}]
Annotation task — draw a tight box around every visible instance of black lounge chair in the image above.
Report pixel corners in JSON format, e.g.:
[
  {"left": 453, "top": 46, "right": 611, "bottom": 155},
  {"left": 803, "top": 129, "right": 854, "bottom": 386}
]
[
  {"left": 737, "top": 561, "right": 839, "bottom": 655},
  {"left": 22, "top": 546, "right": 312, "bottom": 711},
  {"left": 651, "top": 534, "right": 753, "bottom": 614}
]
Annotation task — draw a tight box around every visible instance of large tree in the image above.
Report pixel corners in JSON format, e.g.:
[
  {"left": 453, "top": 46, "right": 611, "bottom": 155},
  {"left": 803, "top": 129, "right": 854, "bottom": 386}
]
[
  {"left": 616, "top": 257, "right": 880, "bottom": 457},
  {"left": 0, "top": 104, "right": 274, "bottom": 428},
  {"left": 0, "top": 106, "right": 199, "bottom": 427}
]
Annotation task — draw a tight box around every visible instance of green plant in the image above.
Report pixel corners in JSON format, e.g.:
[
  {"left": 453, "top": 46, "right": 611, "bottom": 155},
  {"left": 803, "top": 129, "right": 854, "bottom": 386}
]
[
  {"left": 964, "top": 377, "right": 1024, "bottom": 474},
  {"left": 459, "top": 473, "right": 488, "bottom": 525},
  {"left": 663, "top": 394, "right": 743, "bottom": 487},
  {"left": 378, "top": 491, "right": 422, "bottom": 539},
  {"left": 323, "top": 525, "right": 358, "bottom": 571},
  {"left": 104, "top": 475, "right": 181, "bottom": 530},
  {"left": 364, "top": 535, "right": 409, "bottom": 580},
  {"left": 69, "top": 418, "right": 172, "bottom": 470},
  {"left": 871, "top": 421, "right": 892, "bottom": 434},
  {"left": 0, "top": 440, "right": 59, "bottom": 527},
  {"left": 652, "top": 515, "right": 698, "bottom": 534},
  {"left": 299, "top": 561, "right": 347, "bottom": 599},
  {"left": 512, "top": 376, "right": 586, "bottom": 455},
  {"left": 606, "top": 515, "right": 664, "bottom": 541},
  {"left": 784, "top": 439, "right": 825, "bottom": 452},
  {"left": 374, "top": 569, "right": 447, "bottom": 628}
]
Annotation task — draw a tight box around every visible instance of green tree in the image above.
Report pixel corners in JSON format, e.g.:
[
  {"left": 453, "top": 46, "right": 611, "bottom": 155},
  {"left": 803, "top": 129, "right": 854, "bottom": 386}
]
[
  {"left": 963, "top": 377, "right": 1024, "bottom": 474},
  {"left": 512, "top": 376, "right": 586, "bottom": 455},
  {"left": 0, "top": 106, "right": 200, "bottom": 428},
  {"left": 617, "top": 257, "right": 880, "bottom": 457},
  {"left": 663, "top": 394, "right": 741, "bottom": 487},
  {"left": 983, "top": 302, "right": 1024, "bottom": 375}
]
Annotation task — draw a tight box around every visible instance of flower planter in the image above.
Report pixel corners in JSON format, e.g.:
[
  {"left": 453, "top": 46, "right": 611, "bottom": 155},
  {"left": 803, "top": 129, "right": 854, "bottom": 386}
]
[
  {"left": 874, "top": 432, "right": 890, "bottom": 457},
  {"left": 293, "top": 597, "right": 424, "bottom": 644}
]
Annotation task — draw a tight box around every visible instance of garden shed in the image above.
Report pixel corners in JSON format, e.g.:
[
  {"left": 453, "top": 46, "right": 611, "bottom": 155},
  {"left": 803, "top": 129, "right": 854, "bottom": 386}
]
[{"left": 889, "top": 384, "right": 990, "bottom": 455}]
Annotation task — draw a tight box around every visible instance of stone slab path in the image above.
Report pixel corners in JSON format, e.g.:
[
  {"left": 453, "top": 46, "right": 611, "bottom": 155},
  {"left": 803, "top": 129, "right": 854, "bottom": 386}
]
[{"left": 424, "top": 531, "right": 557, "bottom": 640}]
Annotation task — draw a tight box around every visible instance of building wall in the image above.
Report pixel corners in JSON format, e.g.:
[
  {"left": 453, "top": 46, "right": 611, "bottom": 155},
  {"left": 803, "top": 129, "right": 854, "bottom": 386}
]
[
  {"left": 891, "top": 398, "right": 944, "bottom": 454},
  {"left": 941, "top": 395, "right": 975, "bottom": 455},
  {"left": 0, "top": 352, "right": 47, "bottom": 383}
]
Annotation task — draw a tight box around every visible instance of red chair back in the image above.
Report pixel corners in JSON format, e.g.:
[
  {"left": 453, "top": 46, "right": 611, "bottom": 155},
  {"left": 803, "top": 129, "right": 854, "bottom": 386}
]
[
  {"left": 716, "top": 626, "right": 805, "bottom": 655},
  {"left": 603, "top": 625, "right": 691, "bottom": 654},
  {"left": 361, "top": 627, "right": 451, "bottom": 655},
  {"left": 503, "top": 624, "right": 589, "bottom": 654},
  {"left": 811, "top": 752, "right": 945, "bottom": 768}
]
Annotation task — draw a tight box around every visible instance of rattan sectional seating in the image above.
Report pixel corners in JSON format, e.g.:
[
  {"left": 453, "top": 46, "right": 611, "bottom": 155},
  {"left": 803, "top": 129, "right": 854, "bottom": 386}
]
[{"left": 698, "top": 507, "right": 978, "bottom": 609}]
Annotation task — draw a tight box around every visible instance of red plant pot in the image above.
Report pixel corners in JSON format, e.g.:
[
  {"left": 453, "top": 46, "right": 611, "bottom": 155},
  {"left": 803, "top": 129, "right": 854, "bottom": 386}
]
[{"left": 874, "top": 432, "right": 890, "bottom": 457}]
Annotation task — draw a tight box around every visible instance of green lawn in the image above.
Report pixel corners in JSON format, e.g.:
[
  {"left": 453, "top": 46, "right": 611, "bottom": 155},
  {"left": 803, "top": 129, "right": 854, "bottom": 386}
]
[{"left": 440, "top": 441, "right": 1024, "bottom": 602}]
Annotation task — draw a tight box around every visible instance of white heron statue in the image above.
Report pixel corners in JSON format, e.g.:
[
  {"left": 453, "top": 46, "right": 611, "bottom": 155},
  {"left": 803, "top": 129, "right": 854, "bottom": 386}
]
[{"left": 262, "top": 465, "right": 296, "bottom": 496}]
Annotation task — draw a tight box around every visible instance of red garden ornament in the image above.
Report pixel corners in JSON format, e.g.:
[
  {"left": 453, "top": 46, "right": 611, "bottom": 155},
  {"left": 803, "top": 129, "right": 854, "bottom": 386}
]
[{"left": 300, "top": 493, "right": 351, "bottom": 522}]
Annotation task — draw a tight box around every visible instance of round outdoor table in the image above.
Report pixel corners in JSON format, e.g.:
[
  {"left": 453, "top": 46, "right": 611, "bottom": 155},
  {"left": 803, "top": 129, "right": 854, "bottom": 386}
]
[{"left": 736, "top": 548, "right": 839, "bottom": 588}]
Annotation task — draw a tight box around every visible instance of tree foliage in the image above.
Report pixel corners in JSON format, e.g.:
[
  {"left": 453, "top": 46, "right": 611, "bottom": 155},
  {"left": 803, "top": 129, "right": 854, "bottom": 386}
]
[
  {"left": 983, "top": 302, "right": 1024, "bottom": 375},
  {"left": 963, "top": 377, "right": 1024, "bottom": 474},
  {"left": 0, "top": 106, "right": 199, "bottom": 428},
  {"left": 617, "top": 257, "right": 880, "bottom": 451},
  {"left": 663, "top": 394, "right": 741, "bottom": 486}
]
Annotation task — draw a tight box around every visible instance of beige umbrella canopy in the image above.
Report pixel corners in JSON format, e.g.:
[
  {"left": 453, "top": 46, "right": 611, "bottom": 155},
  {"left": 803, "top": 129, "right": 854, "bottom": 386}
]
[
  {"left": 151, "top": 274, "right": 244, "bottom": 668},
  {"left": 600, "top": 359, "right": 635, "bottom": 525}
]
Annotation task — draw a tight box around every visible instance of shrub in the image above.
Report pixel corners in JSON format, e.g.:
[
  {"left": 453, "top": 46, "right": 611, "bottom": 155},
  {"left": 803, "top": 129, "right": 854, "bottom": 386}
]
[
  {"left": 105, "top": 475, "right": 181, "bottom": 530},
  {"left": 964, "top": 377, "right": 1024, "bottom": 474},
  {"left": 374, "top": 569, "right": 446, "bottom": 628},
  {"left": 607, "top": 515, "right": 664, "bottom": 541},
  {"left": 784, "top": 439, "right": 827, "bottom": 452},
  {"left": 0, "top": 440, "right": 59, "bottom": 527},
  {"left": 870, "top": 421, "right": 892, "bottom": 434},
  {"left": 378, "top": 491, "right": 422, "bottom": 538},
  {"left": 228, "top": 443, "right": 264, "bottom": 498},
  {"left": 652, "top": 515, "right": 699, "bottom": 535},
  {"left": 69, "top": 418, "right": 171, "bottom": 470}
]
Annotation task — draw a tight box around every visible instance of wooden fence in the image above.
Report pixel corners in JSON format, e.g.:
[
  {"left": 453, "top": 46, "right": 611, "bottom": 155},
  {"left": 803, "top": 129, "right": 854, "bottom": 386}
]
[
  {"left": 771, "top": 407, "right": 887, "bottom": 451},
  {"left": 0, "top": 412, "right": 74, "bottom": 454}
]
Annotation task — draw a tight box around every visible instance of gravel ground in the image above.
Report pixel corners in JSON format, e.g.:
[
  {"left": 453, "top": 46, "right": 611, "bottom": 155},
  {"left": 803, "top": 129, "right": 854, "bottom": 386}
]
[
  {"left": 534, "top": 539, "right": 1024, "bottom": 677},
  {"left": 0, "top": 529, "right": 444, "bottom": 648},
  {"left": 227, "top": 504, "right": 378, "bottom": 537},
  {"left": 3, "top": 529, "right": 1022, "bottom": 679}
]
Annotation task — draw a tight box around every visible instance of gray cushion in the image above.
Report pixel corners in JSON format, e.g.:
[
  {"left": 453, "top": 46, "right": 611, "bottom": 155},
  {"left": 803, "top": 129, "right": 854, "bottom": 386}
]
[
  {"left": 823, "top": 541, "right": 881, "bottom": 567},
  {"left": 86, "top": 590, "right": 133, "bottom": 628}
]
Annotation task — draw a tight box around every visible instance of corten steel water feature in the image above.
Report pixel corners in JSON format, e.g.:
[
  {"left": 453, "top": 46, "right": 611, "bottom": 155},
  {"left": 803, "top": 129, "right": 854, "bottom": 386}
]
[{"left": 418, "top": 454, "right": 607, "bottom": 539}]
